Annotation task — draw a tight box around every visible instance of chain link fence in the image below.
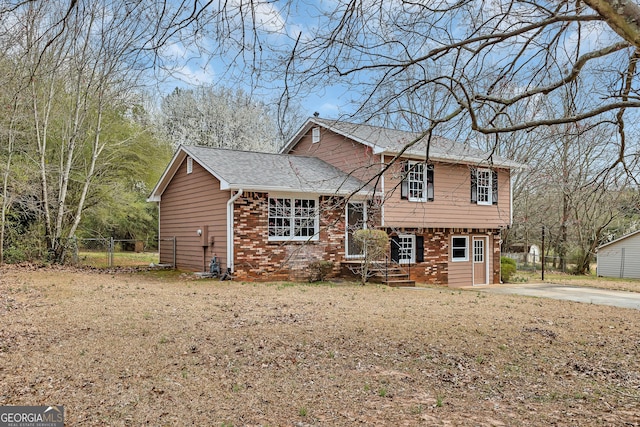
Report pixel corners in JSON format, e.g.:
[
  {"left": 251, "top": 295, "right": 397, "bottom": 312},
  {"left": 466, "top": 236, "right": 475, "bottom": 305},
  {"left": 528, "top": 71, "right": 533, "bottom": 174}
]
[
  {"left": 503, "top": 253, "right": 579, "bottom": 274},
  {"left": 69, "top": 237, "right": 165, "bottom": 268}
]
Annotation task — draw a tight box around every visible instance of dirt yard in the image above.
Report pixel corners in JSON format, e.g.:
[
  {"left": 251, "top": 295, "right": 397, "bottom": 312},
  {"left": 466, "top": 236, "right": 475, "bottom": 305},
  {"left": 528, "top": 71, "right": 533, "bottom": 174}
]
[{"left": 1, "top": 266, "right": 639, "bottom": 426}]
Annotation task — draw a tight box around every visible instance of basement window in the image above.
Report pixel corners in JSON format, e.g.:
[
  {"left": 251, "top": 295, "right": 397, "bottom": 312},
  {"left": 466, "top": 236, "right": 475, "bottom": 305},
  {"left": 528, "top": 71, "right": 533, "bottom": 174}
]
[{"left": 451, "top": 236, "right": 469, "bottom": 262}]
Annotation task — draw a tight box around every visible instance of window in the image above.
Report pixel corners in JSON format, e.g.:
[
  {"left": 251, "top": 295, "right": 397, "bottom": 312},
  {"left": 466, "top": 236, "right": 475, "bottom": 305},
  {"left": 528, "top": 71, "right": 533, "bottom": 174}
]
[
  {"left": 312, "top": 127, "right": 320, "bottom": 143},
  {"left": 186, "top": 156, "right": 193, "bottom": 174},
  {"left": 451, "top": 236, "right": 469, "bottom": 261},
  {"left": 391, "top": 234, "right": 424, "bottom": 264},
  {"left": 400, "top": 161, "right": 434, "bottom": 202},
  {"left": 396, "top": 235, "right": 415, "bottom": 264},
  {"left": 346, "top": 202, "right": 367, "bottom": 258},
  {"left": 471, "top": 168, "right": 498, "bottom": 205},
  {"left": 268, "top": 196, "right": 318, "bottom": 241},
  {"left": 473, "top": 239, "right": 484, "bottom": 263}
]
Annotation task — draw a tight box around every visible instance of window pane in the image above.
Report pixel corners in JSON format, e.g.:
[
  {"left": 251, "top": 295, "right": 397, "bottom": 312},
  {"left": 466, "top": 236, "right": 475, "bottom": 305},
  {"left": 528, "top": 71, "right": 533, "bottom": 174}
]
[
  {"left": 407, "top": 163, "right": 425, "bottom": 200},
  {"left": 452, "top": 237, "right": 468, "bottom": 260},
  {"left": 269, "top": 197, "right": 318, "bottom": 239},
  {"left": 268, "top": 198, "right": 292, "bottom": 237},
  {"left": 293, "top": 199, "right": 316, "bottom": 237},
  {"left": 397, "top": 235, "right": 415, "bottom": 264},
  {"left": 474, "top": 240, "right": 484, "bottom": 262},
  {"left": 347, "top": 202, "right": 365, "bottom": 256},
  {"left": 476, "top": 170, "right": 491, "bottom": 204}
]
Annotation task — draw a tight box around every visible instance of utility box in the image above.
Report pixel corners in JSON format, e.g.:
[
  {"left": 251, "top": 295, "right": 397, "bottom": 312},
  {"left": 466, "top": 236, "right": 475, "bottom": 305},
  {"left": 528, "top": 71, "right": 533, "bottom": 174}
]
[{"left": 200, "top": 225, "right": 209, "bottom": 247}]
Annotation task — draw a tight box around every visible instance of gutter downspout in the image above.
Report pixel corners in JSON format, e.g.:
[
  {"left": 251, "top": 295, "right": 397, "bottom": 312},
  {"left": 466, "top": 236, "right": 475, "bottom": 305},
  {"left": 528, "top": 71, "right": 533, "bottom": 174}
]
[
  {"left": 380, "top": 154, "right": 385, "bottom": 227},
  {"left": 226, "top": 189, "right": 243, "bottom": 273}
]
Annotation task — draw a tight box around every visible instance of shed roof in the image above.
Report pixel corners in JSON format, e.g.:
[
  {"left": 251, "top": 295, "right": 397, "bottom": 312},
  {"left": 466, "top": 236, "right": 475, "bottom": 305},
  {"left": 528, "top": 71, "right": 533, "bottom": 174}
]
[{"left": 597, "top": 229, "right": 640, "bottom": 251}]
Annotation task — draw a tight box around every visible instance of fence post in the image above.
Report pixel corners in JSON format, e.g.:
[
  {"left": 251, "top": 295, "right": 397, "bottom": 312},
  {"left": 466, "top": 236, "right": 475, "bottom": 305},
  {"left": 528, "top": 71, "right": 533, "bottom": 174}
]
[
  {"left": 541, "top": 226, "right": 545, "bottom": 281},
  {"left": 109, "top": 237, "right": 114, "bottom": 268}
]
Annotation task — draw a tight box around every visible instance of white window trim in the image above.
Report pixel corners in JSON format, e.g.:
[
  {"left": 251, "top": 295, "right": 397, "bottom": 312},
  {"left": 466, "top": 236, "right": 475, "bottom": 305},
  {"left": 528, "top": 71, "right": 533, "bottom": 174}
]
[
  {"left": 407, "top": 161, "right": 427, "bottom": 202},
  {"left": 312, "top": 127, "right": 320, "bottom": 143},
  {"left": 345, "top": 201, "right": 368, "bottom": 259},
  {"left": 186, "top": 156, "right": 193, "bottom": 174},
  {"left": 451, "top": 235, "right": 469, "bottom": 262},
  {"left": 268, "top": 194, "right": 320, "bottom": 242},
  {"left": 398, "top": 234, "right": 416, "bottom": 264},
  {"left": 476, "top": 168, "right": 492, "bottom": 206}
]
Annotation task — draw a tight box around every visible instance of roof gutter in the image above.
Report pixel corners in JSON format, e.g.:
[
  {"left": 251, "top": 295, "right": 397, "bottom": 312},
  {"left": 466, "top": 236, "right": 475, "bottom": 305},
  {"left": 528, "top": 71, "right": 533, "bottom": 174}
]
[{"left": 226, "top": 189, "right": 243, "bottom": 273}]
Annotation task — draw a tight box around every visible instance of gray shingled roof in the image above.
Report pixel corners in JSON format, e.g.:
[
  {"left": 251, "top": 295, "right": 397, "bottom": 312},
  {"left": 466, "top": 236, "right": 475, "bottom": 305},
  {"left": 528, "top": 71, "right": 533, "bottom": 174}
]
[
  {"left": 183, "top": 145, "right": 371, "bottom": 195},
  {"left": 310, "top": 118, "right": 523, "bottom": 168}
]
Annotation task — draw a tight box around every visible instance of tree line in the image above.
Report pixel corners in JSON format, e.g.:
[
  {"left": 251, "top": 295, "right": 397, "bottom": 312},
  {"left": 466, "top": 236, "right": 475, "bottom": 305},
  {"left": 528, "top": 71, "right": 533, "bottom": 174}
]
[{"left": 1, "top": 0, "right": 639, "bottom": 272}]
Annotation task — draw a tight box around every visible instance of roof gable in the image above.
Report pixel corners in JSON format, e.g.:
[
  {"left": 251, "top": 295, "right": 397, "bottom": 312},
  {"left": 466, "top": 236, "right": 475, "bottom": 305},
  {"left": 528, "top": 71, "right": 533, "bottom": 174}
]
[
  {"left": 148, "top": 145, "right": 372, "bottom": 201},
  {"left": 283, "top": 117, "right": 524, "bottom": 169}
]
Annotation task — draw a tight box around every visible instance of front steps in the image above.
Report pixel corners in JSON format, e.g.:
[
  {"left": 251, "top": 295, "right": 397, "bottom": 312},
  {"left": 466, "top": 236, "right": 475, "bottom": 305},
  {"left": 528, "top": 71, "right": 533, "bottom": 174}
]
[
  {"left": 371, "top": 263, "right": 415, "bottom": 287},
  {"left": 342, "top": 261, "right": 415, "bottom": 287}
]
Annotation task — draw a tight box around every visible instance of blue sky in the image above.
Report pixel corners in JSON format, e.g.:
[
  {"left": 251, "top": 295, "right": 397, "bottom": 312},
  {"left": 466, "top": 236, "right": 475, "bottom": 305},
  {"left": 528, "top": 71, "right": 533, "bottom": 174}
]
[{"left": 153, "top": 0, "right": 346, "bottom": 118}]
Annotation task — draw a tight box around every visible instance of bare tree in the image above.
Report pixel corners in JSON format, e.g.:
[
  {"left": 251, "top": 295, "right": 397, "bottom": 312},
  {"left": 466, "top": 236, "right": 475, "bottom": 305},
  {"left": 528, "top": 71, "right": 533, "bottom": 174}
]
[
  {"left": 4, "top": 1, "right": 640, "bottom": 150},
  {"left": 7, "top": 1, "right": 158, "bottom": 261}
]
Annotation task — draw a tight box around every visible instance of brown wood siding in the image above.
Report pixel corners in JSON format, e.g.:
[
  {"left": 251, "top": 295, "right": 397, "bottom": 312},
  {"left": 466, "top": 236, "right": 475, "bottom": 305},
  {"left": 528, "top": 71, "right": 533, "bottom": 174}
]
[
  {"left": 289, "top": 128, "right": 381, "bottom": 184},
  {"left": 446, "top": 233, "right": 497, "bottom": 287},
  {"left": 384, "top": 161, "right": 511, "bottom": 228},
  {"left": 448, "top": 259, "right": 472, "bottom": 287},
  {"left": 159, "top": 158, "right": 229, "bottom": 271}
]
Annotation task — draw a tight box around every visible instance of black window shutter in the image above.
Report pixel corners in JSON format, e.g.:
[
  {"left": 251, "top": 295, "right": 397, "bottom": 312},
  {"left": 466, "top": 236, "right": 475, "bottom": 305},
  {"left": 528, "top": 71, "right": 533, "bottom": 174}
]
[
  {"left": 426, "top": 164, "right": 434, "bottom": 201},
  {"left": 470, "top": 168, "right": 478, "bottom": 203},
  {"left": 416, "top": 236, "right": 424, "bottom": 262},
  {"left": 400, "top": 161, "right": 408, "bottom": 200},
  {"left": 390, "top": 236, "right": 400, "bottom": 262},
  {"left": 492, "top": 170, "right": 498, "bottom": 205}
]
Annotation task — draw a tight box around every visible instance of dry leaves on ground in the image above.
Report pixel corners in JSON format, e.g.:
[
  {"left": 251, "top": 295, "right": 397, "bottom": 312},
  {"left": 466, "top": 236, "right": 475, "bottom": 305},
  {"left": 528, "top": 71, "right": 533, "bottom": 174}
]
[{"left": 0, "top": 265, "right": 639, "bottom": 426}]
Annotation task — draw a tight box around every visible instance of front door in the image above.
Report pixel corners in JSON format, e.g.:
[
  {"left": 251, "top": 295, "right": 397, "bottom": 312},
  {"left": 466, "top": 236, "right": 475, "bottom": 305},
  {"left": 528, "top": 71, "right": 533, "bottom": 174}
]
[{"left": 473, "top": 237, "right": 488, "bottom": 285}]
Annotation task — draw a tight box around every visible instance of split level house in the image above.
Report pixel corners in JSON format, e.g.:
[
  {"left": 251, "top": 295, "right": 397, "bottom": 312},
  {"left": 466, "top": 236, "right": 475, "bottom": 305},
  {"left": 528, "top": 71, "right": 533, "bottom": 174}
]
[{"left": 148, "top": 117, "right": 522, "bottom": 287}]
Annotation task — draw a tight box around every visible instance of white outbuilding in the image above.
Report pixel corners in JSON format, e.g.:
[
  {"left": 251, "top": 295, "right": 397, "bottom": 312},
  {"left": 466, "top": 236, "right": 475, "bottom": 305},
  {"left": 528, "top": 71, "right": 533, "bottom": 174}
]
[{"left": 597, "top": 230, "right": 640, "bottom": 279}]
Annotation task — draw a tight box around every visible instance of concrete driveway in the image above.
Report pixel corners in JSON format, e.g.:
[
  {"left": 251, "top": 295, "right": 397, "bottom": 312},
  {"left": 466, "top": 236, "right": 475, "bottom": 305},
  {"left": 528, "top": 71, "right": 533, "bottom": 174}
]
[{"left": 475, "top": 282, "right": 640, "bottom": 310}]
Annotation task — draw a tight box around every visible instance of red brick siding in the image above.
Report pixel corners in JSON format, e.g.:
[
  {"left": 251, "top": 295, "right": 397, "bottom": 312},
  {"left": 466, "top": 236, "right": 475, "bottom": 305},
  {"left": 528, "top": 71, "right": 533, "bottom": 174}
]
[
  {"left": 232, "top": 193, "right": 346, "bottom": 281},
  {"left": 493, "top": 231, "right": 502, "bottom": 284}
]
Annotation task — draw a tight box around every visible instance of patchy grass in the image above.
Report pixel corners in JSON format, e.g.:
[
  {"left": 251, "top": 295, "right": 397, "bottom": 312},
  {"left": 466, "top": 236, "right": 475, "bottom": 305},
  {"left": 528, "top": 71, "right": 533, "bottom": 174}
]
[
  {"left": 517, "top": 269, "right": 640, "bottom": 292},
  {"left": 0, "top": 265, "right": 638, "bottom": 426}
]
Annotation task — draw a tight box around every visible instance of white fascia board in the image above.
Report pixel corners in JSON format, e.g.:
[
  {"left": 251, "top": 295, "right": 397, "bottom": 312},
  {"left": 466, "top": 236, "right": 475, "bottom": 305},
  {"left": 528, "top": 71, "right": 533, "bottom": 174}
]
[
  {"left": 223, "top": 183, "right": 372, "bottom": 197},
  {"left": 598, "top": 229, "right": 640, "bottom": 250},
  {"left": 314, "top": 119, "right": 376, "bottom": 150},
  {"left": 374, "top": 149, "right": 525, "bottom": 169},
  {"left": 147, "top": 146, "right": 186, "bottom": 201},
  {"left": 281, "top": 118, "right": 377, "bottom": 154},
  {"left": 280, "top": 121, "right": 312, "bottom": 153},
  {"left": 180, "top": 145, "right": 233, "bottom": 188}
]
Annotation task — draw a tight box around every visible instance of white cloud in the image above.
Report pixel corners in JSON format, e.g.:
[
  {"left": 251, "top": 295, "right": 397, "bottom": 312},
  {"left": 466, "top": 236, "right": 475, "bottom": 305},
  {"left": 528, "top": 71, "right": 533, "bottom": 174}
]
[
  {"left": 253, "top": 1, "right": 286, "bottom": 34},
  {"left": 171, "top": 63, "right": 216, "bottom": 86}
]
